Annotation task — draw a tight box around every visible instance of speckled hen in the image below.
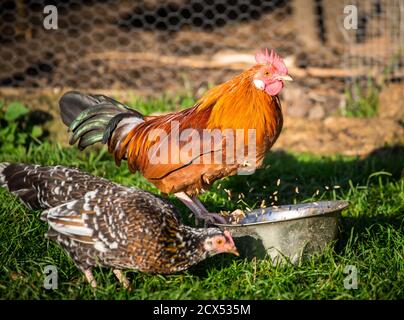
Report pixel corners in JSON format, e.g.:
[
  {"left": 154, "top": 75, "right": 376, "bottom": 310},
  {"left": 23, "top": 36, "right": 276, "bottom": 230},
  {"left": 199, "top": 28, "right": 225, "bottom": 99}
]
[{"left": 0, "top": 163, "right": 238, "bottom": 288}]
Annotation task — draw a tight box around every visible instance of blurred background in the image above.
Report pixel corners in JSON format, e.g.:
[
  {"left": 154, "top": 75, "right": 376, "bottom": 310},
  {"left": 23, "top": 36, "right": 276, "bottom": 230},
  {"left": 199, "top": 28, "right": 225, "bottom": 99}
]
[{"left": 0, "top": 0, "right": 403, "bottom": 155}]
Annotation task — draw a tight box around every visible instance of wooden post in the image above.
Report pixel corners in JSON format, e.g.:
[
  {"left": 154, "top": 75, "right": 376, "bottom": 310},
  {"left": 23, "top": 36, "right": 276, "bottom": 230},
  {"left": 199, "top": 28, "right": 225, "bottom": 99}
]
[
  {"left": 15, "top": 0, "right": 32, "bottom": 39},
  {"left": 292, "top": 0, "right": 321, "bottom": 51},
  {"left": 322, "top": 0, "right": 345, "bottom": 51}
]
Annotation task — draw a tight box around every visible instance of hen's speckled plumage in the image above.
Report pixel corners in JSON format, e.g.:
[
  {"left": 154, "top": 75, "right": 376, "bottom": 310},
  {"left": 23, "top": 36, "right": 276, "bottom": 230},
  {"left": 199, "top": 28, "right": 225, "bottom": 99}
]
[{"left": 0, "top": 163, "right": 238, "bottom": 288}]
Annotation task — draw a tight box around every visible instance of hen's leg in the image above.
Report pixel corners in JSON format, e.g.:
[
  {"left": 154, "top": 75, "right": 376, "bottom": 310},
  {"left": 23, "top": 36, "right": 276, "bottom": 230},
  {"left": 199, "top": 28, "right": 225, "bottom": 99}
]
[
  {"left": 113, "top": 269, "right": 130, "bottom": 289},
  {"left": 174, "top": 192, "right": 226, "bottom": 225},
  {"left": 84, "top": 268, "right": 97, "bottom": 288}
]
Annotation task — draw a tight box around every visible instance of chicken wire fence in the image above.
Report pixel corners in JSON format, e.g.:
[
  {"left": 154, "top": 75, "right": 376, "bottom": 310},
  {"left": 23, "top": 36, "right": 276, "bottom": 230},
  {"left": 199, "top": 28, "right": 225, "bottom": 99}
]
[{"left": 0, "top": 0, "right": 402, "bottom": 109}]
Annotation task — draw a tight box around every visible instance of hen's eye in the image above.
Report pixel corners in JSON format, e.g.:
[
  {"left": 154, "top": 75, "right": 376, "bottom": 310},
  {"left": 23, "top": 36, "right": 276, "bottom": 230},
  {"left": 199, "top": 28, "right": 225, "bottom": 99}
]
[
  {"left": 216, "top": 239, "right": 223, "bottom": 245},
  {"left": 264, "top": 71, "right": 271, "bottom": 76}
]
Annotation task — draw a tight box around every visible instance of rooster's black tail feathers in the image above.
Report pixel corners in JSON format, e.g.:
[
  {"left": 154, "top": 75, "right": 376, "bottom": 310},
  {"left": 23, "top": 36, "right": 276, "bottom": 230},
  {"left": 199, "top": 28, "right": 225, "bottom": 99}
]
[{"left": 59, "top": 91, "right": 143, "bottom": 150}]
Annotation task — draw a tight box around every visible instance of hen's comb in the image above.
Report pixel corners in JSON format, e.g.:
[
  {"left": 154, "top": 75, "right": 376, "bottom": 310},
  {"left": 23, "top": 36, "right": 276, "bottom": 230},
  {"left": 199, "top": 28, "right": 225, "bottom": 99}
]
[{"left": 255, "top": 48, "right": 288, "bottom": 75}]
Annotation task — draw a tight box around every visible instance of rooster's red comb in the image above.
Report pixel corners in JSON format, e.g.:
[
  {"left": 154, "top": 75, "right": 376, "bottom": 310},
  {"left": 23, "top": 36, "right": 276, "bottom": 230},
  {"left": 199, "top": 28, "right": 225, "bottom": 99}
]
[{"left": 255, "top": 48, "right": 288, "bottom": 75}]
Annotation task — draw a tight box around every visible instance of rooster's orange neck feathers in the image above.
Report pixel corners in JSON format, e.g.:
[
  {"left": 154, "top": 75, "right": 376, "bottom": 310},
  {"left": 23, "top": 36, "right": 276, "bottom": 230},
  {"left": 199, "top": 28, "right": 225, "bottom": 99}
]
[{"left": 195, "top": 66, "right": 283, "bottom": 145}]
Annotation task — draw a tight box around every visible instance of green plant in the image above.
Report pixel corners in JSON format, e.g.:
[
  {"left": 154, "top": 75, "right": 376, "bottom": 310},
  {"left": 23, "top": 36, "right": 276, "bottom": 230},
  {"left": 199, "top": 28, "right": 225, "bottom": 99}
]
[
  {"left": 341, "top": 78, "right": 380, "bottom": 118},
  {"left": 0, "top": 101, "right": 45, "bottom": 154}
]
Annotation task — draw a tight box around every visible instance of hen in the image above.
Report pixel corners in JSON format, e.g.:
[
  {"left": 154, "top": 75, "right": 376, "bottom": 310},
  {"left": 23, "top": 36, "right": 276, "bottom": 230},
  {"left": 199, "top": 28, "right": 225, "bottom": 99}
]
[
  {"left": 59, "top": 49, "right": 292, "bottom": 223},
  {"left": 0, "top": 163, "right": 238, "bottom": 288}
]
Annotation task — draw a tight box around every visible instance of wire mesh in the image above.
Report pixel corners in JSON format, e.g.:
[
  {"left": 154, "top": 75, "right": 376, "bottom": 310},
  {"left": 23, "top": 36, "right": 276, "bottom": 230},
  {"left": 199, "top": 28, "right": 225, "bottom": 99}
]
[{"left": 0, "top": 0, "right": 402, "bottom": 106}]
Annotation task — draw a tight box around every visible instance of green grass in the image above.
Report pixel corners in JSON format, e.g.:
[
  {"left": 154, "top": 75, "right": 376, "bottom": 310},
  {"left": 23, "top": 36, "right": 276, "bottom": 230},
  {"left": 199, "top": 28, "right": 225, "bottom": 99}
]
[{"left": 0, "top": 140, "right": 403, "bottom": 299}]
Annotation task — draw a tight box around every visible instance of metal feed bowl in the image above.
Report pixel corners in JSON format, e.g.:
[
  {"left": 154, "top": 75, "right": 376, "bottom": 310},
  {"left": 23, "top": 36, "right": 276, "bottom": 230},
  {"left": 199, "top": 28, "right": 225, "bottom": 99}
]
[{"left": 216, "top": 200, "right": 349, "bottom": 265}]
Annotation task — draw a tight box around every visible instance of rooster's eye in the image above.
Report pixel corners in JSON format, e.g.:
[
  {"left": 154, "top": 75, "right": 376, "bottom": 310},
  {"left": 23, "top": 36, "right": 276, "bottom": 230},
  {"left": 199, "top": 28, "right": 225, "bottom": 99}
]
[
  {"left": 216, "top": 239, "right": 223, "bottom": 245},
  {"left": 264, "top": 71, "right": 271, "bottom": 76}
]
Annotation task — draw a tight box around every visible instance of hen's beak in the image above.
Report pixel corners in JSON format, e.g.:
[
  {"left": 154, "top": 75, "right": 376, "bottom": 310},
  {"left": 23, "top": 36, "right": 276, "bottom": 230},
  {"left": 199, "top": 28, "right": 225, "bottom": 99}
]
[
  {"left": 277, "top": 75, "right": 293, "bottom": 81},
  {"left": 224, "top": 229, "right": 240, "bottom": 256},
  {"left": 229, "top": 246, "right": 240, "bottom": 256},
  {"left": 226, "top": 246, "right": 240, "bottom": 257}
]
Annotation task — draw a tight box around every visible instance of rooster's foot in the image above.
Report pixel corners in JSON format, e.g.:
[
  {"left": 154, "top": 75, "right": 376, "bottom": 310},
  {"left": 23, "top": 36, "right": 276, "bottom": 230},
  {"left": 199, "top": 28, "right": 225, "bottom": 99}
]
[{"left": 199, "top": 212, "right": 228, "bottom": 226}]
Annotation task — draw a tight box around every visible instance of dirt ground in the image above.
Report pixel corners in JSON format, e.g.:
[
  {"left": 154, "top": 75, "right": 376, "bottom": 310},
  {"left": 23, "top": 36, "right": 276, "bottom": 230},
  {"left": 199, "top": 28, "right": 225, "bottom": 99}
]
[{"left": 274, "top": 115, "right": 403, "bottom": 156}]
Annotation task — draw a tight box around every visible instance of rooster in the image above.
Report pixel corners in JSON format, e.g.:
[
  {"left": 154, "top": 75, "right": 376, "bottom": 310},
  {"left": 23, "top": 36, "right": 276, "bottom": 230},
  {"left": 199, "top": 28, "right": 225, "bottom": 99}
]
[
  {"left": 0, "top": 163, "right": 238, "bottom": 288},
  {"left": 59, "top": 49, "right": 292, "bottom": 224}
]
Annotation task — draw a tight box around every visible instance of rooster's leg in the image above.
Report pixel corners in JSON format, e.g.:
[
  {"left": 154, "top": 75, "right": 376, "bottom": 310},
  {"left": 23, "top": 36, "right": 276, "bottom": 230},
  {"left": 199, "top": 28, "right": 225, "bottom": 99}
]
[
  {"left": 191, "top": 196, "right": 227, "bottom": 224},
  {"left": 191, "top": 196, "right": 228, "bottom": 224},
  {"left": 174, "top": 192, "right": 227, "bottom": 225}
]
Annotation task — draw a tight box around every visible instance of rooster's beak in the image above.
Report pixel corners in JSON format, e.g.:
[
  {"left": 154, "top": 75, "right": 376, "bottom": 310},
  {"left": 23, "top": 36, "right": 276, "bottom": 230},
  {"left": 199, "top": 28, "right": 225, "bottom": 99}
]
[{"left": 276, "top": 75, "right": 293, "bottom": 81}]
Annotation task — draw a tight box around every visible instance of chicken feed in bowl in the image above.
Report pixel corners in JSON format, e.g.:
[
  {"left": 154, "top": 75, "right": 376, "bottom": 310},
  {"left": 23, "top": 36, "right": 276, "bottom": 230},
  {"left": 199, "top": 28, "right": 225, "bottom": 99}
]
[{"left": 216, "top": 201, "right": 349, "bottom": 265}]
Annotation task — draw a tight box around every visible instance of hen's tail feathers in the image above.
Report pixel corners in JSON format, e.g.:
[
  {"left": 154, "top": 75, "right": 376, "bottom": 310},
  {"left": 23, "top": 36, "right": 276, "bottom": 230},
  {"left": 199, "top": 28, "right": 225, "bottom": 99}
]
[
  {"left": 59, "top": 91, "right": 144, "bottom": 151},
  {"left": 0, "top": 162, "right": 10, "bottom": 189},
  {"left": 0, "top": 162, "right": 118, "bottom": 210},
  {"left": 0, "top": 162, "right": 43, "bottom": 210}
]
